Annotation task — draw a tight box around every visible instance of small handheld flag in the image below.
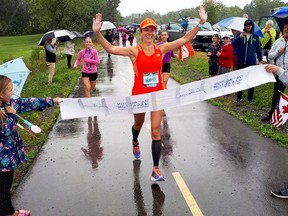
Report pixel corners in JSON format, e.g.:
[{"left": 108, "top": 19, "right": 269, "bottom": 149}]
[
  {"left": 270, "top": 91, "right": 288, "bottom": 128},
  {"left": 178, "top": 42, "right": 194, "bottom": 61}
]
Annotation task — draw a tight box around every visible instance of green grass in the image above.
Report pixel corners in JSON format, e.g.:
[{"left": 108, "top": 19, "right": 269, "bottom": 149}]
[
  {"left": 0, "top": 34, "right": 93, "bottom": 189},
  {"left": 170, "top": 51, "right": 288, "bottom": 147},
  {"left": 0, "top": 34, "right": 42, "bottom": 63}
]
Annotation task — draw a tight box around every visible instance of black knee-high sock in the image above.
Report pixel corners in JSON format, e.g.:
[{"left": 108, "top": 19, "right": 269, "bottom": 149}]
[
  {"left": 152, "top": 140, "right": 161, "bottom": 167},
  {"left": 132, "top": 126, "right": 140, "bottom": 143}
]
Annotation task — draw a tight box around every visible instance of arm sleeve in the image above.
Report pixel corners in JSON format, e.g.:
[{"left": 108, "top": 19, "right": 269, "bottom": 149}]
[
  {"left": 231, "top": 34, "right": 241, "bottom": 47},
  {"left": 45, "top": 43, "right": 57, "bottom": 53},
  {"left": 179, "top": 13, "right": 185, "bottom": 21},
  {"left": 10, "top": 97, "right": 54, "bottom": 114},
  {"left": 277, "top": 68, "right": 288, "bottom": 87},
  {"left": 268, "top": 40, "right": 280, "bottom": 61},
  {"left": 255, "top": 37, "right": 263, "bottom": 62}
]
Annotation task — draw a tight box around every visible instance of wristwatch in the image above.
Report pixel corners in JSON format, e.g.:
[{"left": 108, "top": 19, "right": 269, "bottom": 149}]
[{"left": 197, "top": 23, "right": 204, "bottom": 28}]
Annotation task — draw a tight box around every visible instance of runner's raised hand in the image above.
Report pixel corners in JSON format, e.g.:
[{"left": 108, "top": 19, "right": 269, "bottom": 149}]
[
  {"left": 93, "top": 13, "right": 103, "bottom": 33},
  {"left": 198, "top": 5, "right": 207, "bottom": 24}
]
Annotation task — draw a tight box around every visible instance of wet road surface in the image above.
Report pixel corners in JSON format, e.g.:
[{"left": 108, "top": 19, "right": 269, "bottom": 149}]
[{"left": 13, "top": 50, "right": 288, "bottom": 216}]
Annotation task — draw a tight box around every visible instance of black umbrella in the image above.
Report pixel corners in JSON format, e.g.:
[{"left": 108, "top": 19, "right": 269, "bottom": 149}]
[
  {"left": 38, "top": 29, "right": 76, "bottom": 46},
  {"left": 72, "top": 31, "right": 85, "bottom": 38}
]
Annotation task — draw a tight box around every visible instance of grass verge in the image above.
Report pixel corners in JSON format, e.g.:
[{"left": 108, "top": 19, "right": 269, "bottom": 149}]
[
  {"left": 1, "top": 36, "right": 102, "bottom": 190},
  {"left": 170, "top": 51, "right": 288, "bottom": 147}
]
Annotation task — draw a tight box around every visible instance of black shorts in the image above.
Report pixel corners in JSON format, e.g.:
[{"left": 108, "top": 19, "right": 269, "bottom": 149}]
[
  {"left": 82, "top": 72, "right": 98, "bottom": 81},
  {"left": 162, "top": 63, "right": 171, "bottom": 73},
  {"left": 209, "top": 65, "right": 219, "bottom": 76}
]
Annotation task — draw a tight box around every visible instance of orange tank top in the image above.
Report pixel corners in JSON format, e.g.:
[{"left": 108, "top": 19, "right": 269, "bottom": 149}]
[{"left": 132, "top": 45, "right": 164, "bottom": 95}]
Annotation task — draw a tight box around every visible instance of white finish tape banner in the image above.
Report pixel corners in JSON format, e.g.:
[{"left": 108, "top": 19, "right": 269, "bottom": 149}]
[{"left": 59, "top": 65, "right": 275, "bottom": 120}]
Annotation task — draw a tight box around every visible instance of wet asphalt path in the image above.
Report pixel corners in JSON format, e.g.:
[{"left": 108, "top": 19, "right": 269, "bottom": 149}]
[{"left": 12, "top": 50, "right": 288, "bottom": 216}]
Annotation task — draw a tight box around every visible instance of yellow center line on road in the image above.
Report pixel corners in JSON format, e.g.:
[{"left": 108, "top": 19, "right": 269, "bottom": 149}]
[{"left": 172, "top": 172, "right": 204, "bottom": 216}]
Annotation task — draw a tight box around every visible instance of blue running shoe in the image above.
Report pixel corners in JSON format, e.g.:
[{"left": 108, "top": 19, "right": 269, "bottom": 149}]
[
  {"left": 133, "top": 141, "right": 141, "bottom": 159},
  {"left": 151, "top": 167, "right": 165, "bottom": 181}
]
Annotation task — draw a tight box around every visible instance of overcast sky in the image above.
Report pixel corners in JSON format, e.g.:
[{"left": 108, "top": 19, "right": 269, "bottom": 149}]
[{"left": 118, "top": 0, "right": 288, "bottom": 17}]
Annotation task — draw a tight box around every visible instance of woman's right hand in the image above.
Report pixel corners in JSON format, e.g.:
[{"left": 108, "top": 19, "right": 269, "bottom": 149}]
[
  {"left": 265, "top": 64, "right": 279, "bottom": 73},
  {"left": 92, "top": 13, "right": 103, "bottom": 33},
  {"left": 5, "top": 106, "right": 16, "bottom": 114}
]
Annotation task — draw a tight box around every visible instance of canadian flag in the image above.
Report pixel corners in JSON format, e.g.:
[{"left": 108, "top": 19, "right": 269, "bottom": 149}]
[
  {"left": 271, "top": 91, "right": 288, "bottom": 128},
  {"left": 178, "top": 42, "right": 194, "bottom": 61}
]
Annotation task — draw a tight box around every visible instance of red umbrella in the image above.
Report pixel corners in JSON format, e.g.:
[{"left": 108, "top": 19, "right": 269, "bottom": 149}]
[{"left": 117, "top": 27, "right": 128, "bottom": 33}]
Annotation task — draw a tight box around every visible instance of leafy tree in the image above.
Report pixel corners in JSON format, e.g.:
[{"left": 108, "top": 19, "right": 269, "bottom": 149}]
[
  {"left": 0, "top": 0, "right": 29, "bottom": 36},
  {"left": 202, "top": 0, "right": 225, "bottom": 24},
  {"left": 27, "top": 0, "right": 112, "bottom": 33},
  {"left": 101, "top": 0, "right": 121, "bottom": 25},
  {"left": 243, "top": 0, "right": 287, "bottom": 21}
]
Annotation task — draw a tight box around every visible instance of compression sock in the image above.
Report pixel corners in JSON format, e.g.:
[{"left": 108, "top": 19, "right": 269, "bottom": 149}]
[
  {"left": 151, "top": 139, "right": 162, "bottom": 167},
  {"left": 132, "top": 126, "right": 140, "bottom": 142}
]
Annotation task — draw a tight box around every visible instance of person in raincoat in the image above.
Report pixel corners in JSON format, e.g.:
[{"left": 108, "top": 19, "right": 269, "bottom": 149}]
[
  {"left": 260, "top": 20, "right": 276, "bottom": 63},
  {"left": 232, "top": 19, "right": 263, "bottom": 103},
  {"left": 63, "top": 40, "right": 75, "bottom": 68},
  {"left": 178, "top": 11, "right": 188, "bottom": 32},
  {"left": 0, "top": 75, "right": 59, "bottom": 216}
]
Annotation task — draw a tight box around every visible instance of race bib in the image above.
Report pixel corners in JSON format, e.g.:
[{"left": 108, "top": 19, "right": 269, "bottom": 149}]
[{"left": 144, "top": 72, "right": 159, "bottom": 88}]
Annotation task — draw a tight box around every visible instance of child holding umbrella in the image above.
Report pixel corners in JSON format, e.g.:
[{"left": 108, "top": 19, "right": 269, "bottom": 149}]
[{"left": 0, "top": 75, "right": 59, "bottom": 216}]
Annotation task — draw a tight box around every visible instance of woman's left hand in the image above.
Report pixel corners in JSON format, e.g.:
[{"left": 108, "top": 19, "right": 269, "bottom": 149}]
[
  {"left": 93, "top": 13, "right": 103, "bottom": 33},
  {"left": 198, "top": 5, "right": 207, "bottom": 24}
]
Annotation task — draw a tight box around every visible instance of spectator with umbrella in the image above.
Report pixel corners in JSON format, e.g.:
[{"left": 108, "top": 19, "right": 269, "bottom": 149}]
[
  {"left": 104, "top": 30, "right": 113, "bottom": 57},
  {"left": 232, "top": 19, "right": 263, "bottom": 103},
  {"left": 121, "top": 31, "right": 127, "bottom": 47},
  {"left": 44, "top": 38, "right": 58, "bottom": 84},
  {"left": 38, "top": 29, "right": 76, "bottom": 83},
  {"left": 63, "top": 39, "right": 75, "bottom": 68}
]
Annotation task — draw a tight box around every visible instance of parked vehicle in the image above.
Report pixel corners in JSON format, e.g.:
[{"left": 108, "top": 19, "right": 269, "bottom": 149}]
[
  {"left": 187, "top": 21, "right": 219, "bottom": 50},
  {"left": 212, "top": 24, "right": 233, "bottom": 39},
  {"left": 156, "top": 24, "right": 168, "bottom": 40},
  {"left": 166, "top": 22, "right": 185, "bottom": 42}
]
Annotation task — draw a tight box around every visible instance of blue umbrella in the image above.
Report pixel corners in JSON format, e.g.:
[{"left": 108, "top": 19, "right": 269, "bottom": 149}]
[
  {"left": 216, "top": 17, "right": 264, "bottom": 38},
  {"left": 272, "top": 7, "right": 288, "bottom": 32},
  {"left": 0, "top": 57, "right": 30, "bottom": 99},
  {"left": 131, "top": 23, "right": 139, "bottom": 27},
  {"left": 83, "top": 31, "right": 93, "bottom": 37}
]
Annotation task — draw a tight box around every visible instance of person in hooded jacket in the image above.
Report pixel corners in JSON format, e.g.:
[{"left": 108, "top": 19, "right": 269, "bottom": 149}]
[{"left": 232, "top": 19, "right": 263, "bottom": 103}]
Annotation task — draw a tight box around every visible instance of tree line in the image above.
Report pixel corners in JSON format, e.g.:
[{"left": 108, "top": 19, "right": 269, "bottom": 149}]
[
  {"left": 123, "top": 0, "right": 287, "bottom": 27},
  {"left": 0, "top": 0, "right": 287, "bottom": 36},
  {"left": 0, "top": 0, "right": 120, "bottom": 36}
]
